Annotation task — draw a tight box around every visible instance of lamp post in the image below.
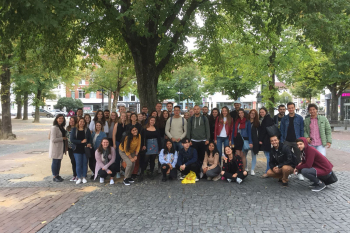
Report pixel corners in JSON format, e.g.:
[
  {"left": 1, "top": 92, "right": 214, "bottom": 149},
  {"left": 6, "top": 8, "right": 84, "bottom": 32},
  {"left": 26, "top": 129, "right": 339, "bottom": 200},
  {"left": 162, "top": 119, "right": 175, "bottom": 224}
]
[{"left": 177, "top": 90, "right": 183, "bottom": 108}]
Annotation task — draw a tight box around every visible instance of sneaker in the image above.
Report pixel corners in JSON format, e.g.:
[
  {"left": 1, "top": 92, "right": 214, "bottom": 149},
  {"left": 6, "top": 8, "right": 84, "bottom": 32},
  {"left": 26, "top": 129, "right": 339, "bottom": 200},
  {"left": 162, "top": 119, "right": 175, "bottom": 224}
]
[
  {"left": 90, "top": 174, "right": 94, "bottom": 180},
  {"left": 212, "top": 175, "right": 221, "bottom": 181},
  {"left": 199, "top": 172, "right": 204, "bottom": 179},
  {"left": 116, "top": 172, "right": 121, "bottom": 179},
  {"left": 179, "top": 175, "right": 186, "bottom": 180},
  {"left": 120, "top": 171, "right": 125, "bottom": 176},
  {"left": 309, "top": 182, "right": 318, "bottom": 188},
  {"left": 162, "top": 177, "right": 167, "bottom": 182},
  {"left": 236, "top": 178, "right": 243, "bottom": 184},
  {"left": 245, "top": 168, "right": 249, "bottom": 172},
  {"left": 128, "top": 178, "right": 135, "bottom": 183},
  {"left": 57, "top": 176, "right": 64, "bottom": 182},
  {"left": 123, "top": 179, "right": 130, "bottom": 186},
  {"left": 82, "top": 178, "right": 87, "bottom": 184},
  {"left": 195, "top": 177, "right": 199, "bottom": 182},
  {"left": 227, "top": 179, "right": 232, "bottom": 183},
  {"left": 138, "top": 174, "right": 144, "bottom": 182},
  {"left": 311, "top": 182, "right": 326, "bottom": 192},
  {"left": 298, "top": 174, "right": 305, "bottom": 181},
  {"left": 250, "top": 170, "right": 255, "bottom": 176},
  {"left": 70, "top": 176, "right": 76, "bottom": 182},
  {"left": 76, "top": 178, "right": 82, "bottom": 184},
  {"left": 100, "top": 177, "right": 105, "bottom": 184},
  {"left": 207, "top": 177, "right": 213, "bottom": 181},
  {"left": 282, "top": 182, "right": 288, "bottom": 187},
  {"left": 110, "top": 179, "right": 115, "bottom": 185},
  {"left": 53, "top": 177, "right": 62, "bottom": 182}
]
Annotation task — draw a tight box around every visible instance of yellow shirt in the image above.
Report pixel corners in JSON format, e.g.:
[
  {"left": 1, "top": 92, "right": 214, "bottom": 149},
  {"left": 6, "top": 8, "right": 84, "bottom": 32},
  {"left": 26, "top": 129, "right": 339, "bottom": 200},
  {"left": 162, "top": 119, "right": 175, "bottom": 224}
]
[{"left": 119, "top": 135, "right": 141, "bottom": 156}]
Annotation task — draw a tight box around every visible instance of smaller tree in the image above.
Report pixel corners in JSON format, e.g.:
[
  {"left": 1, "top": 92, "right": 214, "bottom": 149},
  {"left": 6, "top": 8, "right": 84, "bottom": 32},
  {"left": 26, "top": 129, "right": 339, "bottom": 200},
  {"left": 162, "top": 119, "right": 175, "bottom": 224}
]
[
  {"left": 55, "top": 97, "right": 84, "bottom": 111},
  {"left": 290, "top": 82, "right": 322, "bottom": 103},
  {"left": 275, "top": 92, "right": 293, "bottom": 105}
]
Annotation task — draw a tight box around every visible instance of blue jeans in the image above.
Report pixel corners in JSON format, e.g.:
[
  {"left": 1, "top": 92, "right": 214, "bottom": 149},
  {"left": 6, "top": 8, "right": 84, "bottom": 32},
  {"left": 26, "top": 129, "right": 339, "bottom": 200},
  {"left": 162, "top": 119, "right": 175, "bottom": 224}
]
[
  {"left": 310, "top": 145, "right": 326, "bottom": 156},
  {"left": 244, "top": 149, "right": 257, "bottom": 171},
  {"left": 264, "top": 151, "right": 270, "bottom": 173},
  {"left": 173, "top": 141, "right": 183, "bottom": 152},
  {"left": 115, "top": 141, "right": 121, "bottom": 172},
  {"left": 74, "top": 153, "right": 88, "bottom": 178},
  {"left": 51, "top": 159, "right": 62, "bottom": 176},
  {"left": 216, "top": 136, "right": 229, "bottom": 157}
]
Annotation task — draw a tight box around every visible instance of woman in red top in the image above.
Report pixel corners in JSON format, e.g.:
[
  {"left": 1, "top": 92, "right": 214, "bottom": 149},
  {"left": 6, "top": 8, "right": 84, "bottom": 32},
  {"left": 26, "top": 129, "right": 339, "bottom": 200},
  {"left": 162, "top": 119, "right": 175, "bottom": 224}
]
[{"left": 214, "top": 106, "right": 233, "bottom": 159}]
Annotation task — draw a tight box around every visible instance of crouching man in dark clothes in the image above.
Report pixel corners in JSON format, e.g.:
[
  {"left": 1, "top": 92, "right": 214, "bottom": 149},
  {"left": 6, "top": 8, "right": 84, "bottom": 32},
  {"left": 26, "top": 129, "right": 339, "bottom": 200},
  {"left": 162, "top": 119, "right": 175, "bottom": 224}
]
[{"left": 176, "top": 138, "right": 199, "bottom": 181}]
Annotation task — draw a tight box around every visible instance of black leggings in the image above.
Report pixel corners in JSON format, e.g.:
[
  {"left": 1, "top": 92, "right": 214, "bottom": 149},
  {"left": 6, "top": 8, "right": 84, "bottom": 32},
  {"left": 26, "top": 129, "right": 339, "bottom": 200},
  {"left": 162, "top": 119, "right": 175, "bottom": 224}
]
[
  {"left": 68, "top": 148, "right": 77, "bottom": 177},
  {"left": 161, "top": 164, "right": 177, "bottom": 179},
  {"left": 98, "top": 163, "right": 118, "bottom": 178},
  {"left": 142, "top": 154, "right": 157, "bottom": 173},
  {"left": 89, "top": 155, "right": 96, "bottom": 174}
]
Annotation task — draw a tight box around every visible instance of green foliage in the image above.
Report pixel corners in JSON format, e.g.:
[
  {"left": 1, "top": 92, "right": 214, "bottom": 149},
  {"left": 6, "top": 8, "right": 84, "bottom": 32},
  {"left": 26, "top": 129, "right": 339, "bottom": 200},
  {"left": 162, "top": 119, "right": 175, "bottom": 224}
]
[
  {"left": 157, "top": 77, "right": 178, "bottom": 103},
  {"left": 54, "top": 97, "right": 83, "bottom": 111},
  {"left": 275, "top": 92, "right": 293, "bottom": 105}
]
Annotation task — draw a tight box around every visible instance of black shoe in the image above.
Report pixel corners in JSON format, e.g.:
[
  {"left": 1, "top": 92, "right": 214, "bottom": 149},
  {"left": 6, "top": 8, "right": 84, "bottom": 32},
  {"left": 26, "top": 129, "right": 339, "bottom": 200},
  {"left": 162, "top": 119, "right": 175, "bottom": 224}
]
[
  {"left": 168, "top": 176, "right": 173, "bottom": 181},
  {"left": 138, "top": 175, "right": 144, "bottom": 182},
  {"left": 128, "top": 178, "right": 135, "bottom": 183},
  {"left": 162, "top": 177, "right": 167, "bottom": 182},
  {"left": 282, "top": 182, "right": 288, "bottom": 187},
  {"left": 278, "top": 179, "right": 282, "bottom": 182},
  {"left": 123, "top": 179, "right": 130, "bottom": 186},
  {"left": 90, "top": 174, "right": 94, "bottom": 180},
  {"left": 57, "top": 176, "right": 64, "bottom": 182},
  {"left": 148, "top": 172, "right": 154, "bottom": 180},
  {"left": 309, "top": 182, "right": 318, "bottom": 188},
  {"left": 53, "top": 177, "right": 62, "bottom": 182},
  {"left": 311, "top": 182, "right": 326, "bottom": 192}
]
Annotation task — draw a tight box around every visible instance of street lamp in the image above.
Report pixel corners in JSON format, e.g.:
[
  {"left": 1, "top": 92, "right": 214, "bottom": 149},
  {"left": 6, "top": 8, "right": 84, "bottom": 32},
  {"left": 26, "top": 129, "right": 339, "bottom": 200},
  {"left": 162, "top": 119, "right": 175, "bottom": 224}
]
[{"left": 177, "top": 90, "right": 183, "bottom": 107}]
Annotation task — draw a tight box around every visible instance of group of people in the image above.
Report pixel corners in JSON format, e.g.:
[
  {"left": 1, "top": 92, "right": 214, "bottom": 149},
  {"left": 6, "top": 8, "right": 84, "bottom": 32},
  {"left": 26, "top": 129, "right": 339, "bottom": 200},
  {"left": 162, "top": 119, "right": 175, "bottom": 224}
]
[{"left": 48, "top": 100, "right": 335, "bottom": 191}]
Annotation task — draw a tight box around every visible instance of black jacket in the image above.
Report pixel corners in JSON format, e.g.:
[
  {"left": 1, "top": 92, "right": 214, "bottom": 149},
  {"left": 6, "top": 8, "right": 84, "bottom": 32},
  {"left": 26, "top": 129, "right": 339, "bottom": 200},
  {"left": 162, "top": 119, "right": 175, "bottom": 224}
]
[
  {"left": 259, "top": 114, "right": 274, "bottom": 152},
  {"left": 250, "top": 122, "right": 260, "bottom": 154},
  {"left": 269, "top": 143, "right": 297, "bottom": 169}
]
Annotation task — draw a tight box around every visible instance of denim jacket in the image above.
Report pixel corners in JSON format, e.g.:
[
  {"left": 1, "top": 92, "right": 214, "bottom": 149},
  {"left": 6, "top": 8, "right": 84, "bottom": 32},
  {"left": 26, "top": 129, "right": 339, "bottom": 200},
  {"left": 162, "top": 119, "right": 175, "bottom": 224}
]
[
  {"left": 91, "top": 131, "right": 107, "bottom": 151},
  {"left": 231, "top": 121, "right": 252, "bottom": 144},
  {"left": 280, "top": 114, "right": 304, "bottom": 143}
]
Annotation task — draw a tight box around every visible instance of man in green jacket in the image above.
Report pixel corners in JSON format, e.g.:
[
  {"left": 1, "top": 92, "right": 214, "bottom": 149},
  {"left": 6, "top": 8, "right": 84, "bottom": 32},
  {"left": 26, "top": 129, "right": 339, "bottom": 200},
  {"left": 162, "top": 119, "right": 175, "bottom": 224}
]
[{"left": 304, "top": 104, "right": 332, "bottom": 156}]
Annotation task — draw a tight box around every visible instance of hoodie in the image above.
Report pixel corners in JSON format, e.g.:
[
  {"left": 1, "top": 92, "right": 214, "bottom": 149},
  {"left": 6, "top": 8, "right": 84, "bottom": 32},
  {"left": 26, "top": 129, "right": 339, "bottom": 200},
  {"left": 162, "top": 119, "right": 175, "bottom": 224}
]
[{"left": 295, "top": 137, "right": 333, "bottom": 176}]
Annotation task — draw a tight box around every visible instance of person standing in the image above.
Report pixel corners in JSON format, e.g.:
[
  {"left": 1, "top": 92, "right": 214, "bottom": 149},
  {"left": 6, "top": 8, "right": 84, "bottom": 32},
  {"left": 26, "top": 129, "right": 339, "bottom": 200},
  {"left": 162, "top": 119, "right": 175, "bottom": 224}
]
[
  {"left": 155, "top": 103, "right": 163, "bottom": 118},
  {"left": 94, "top": 138, "right": 117, "bottom": 185},
  {"left": 107, "top": 112, "right": 118, "bottom": 146},
  {"left": 112, "top": 112, "right": 127, "bottom": 179},
  {"left": 76, "top": 108, "right": 83, "bottom": 118},
  {"left": 189, "top": 109, "right": 194, "bottom": 117},
  {"left": 49, "top": 114, "right": 67, "bottom": 182},
  {"left": 119, "top": 126, "right": 141, "bottom": 185},
  {"left": 184, "top": 112, "right": 190, "bottom": 121},
  {"left": 208, "top": 108, "right": 219, "bottom": 142},
  {"left": 201, "top": 142, "right": 221, "bottom": 181},
  {"left": 230, "top": 100, "right": 248, "bottom": 121},
  {"left": 157, "top": 110, "right": 170, "bottom": 148},
  {"left": 304, "top": 103, "right": 332, "bottom": 156},
  {"left": 187, "top": 105, "right": 210, "bottom": 164},
  {"left": 126, "top": 113, "right": 142, "bottom": 133},
  {"left": 159, "top": 140, "right": 178, "bottom": 182},
  {"left": 214, "top": 106, "right": 233, "bottom": 158},
  {"left": 165, "top": 106, "right": 187, "bottom": 152},
  {"left": 247, "top": 109, "right": 260, "bottom": 175},
  {"left": 273, "top": 105, "right": 286, "bottom": 129},
  {"left": 280, "top": 102, "right": 304, "bottom": 180},
  {"left": 104, "top": 109, "right": 110, "bottom": 121},
  {"left": 89, "top": 110, "right": 109, "bottom": 133},
  {"left": 167, "top": 102, "right": 174, "bottom": 117},
  {"left": 70, "top": 118, "right": 92, "bottom": 184},
  {"left": 202, "top": 106, "right": 210, "bottom": 119},
  {"left": 84, "top": 114, "right": 92, "bottom": 127},
  {"left": 221, "top": 146, "right": 248, "bottom": 184},
  {"left": 66, "top": 116, "right": 78, "bottom": 182},
  {"left": 258, "top": 107, "right": 274, "bottom": 178},
  {"left": 232, "top": 109, "right": 252, "bottom": 171}
]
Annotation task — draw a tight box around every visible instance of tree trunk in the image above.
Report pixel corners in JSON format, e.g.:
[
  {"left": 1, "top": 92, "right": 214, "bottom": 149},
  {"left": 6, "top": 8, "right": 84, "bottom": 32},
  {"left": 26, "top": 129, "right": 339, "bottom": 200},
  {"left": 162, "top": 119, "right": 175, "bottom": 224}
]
[
  {"left": 23, "top": 91, "right": 29, "bottom": 120},
  {"left": 0, "top": 62, "right": 15, "bottom": 139},
  {"left": 15, "top": 93, "right": 22, "bottom": 119},
  {"left": 33, "top": 89, "right": 42, "bottom": 123},
  {"left": 268, "top": 48, "right": 276, "bottom": 116},
  {"left": 108, "top": 91, "right": 112, "bottom": 110},
  {"left": 330, "top": 85, "right": 339, "bottom": 121},
  {"left": 112, "top": 90, "right": 120, "bottom": 112}
]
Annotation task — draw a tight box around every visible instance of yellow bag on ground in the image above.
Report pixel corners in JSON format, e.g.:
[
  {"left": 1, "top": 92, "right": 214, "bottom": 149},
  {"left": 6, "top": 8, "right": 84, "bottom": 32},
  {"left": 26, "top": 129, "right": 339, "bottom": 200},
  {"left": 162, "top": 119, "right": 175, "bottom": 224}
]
[{"left": 181, "top": 171, "right": 196, "bottom": 184}]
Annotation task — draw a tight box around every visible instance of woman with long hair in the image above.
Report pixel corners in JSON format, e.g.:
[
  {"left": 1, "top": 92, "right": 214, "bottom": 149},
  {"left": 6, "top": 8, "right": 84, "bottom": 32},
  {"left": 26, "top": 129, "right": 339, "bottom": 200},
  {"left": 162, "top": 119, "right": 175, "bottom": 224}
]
[
  {"left": 107, "top": 112, "right": 119, "bottom": 145},
  {"left": 247, "top": 109, "right": 260, "bottom": 175},
  {"left": 70, "top": 118, "right": 92, "bottom": 184},
  {"left": 84, "top": 114, "right": 92, "bottom": 127},
  {"left": 49, "top": 114, "right": 67, "bottom": 182},
  {"left": 209, "top": 108, "right": 219, "bottom": 142},
  {"left": 140, "top": 116, "right": 161, "bottom": 180},
  {"left": 258, "top": 107, "right": 274, "bottom": 178},
  {"left": 91, "top": 121, "right": 107, "bottom": 179},
  {"left": 158, "top": 110, "right": 169, "bottom": 147},
  {"left": 89, "top": 110, "right": 109, "bottom": 133},
  {"left": 159, "top": 139, "right": 178, "bottom": 182},
  {"left": 201, "top": 142, "right": 221, "bottom": 181},
  {"left": 112, "top": 112, "right": 128, "bottom": 179},
  {"left": 126, "top": 113, "right": 142, "bottom": 133},
  {"left": 231, "top": 109, "right": 252, "bottom": 170},
  {"left": 221, "top": 146, "right": 248, "bottom": 184},
  {"left": 119, "top": 126, "right": 141, "bottom": 185},
  {"left": 66, "top": 116, "right": 78, "bottom": 182},
  {"left": 214, "top": 106, "right": 233, "bottom": 157},
  {"left": 137, "top": 113, "right": 145, "bottom": 127},
  {"left": 94, "top": 138, "right": 117, "bottom": 185}
]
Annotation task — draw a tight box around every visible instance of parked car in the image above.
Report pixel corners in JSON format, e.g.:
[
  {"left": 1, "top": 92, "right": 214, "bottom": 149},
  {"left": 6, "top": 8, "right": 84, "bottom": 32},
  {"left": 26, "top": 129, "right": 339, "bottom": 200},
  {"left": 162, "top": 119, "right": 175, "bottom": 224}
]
[
  {"left": 50, "top": 109, "right": 66, "bottom": 117},
  {"left": 31, "top": 109, "right": 54, "bottom": 118}
]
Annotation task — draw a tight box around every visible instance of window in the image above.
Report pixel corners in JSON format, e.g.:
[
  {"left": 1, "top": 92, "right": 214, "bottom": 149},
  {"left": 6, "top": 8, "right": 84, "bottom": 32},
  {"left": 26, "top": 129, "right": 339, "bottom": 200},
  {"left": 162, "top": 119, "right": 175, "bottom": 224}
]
[
  {"left": 90, "top": 92, "right": 96, "bottom": 99},
  {"left": 131, "top": 95, "right": 136, "bottom": 101},
  {"left": 78, "top": 90, "right": 85, "bottom": 98},
  {"left": 71, "top": 91, "right": 75, "bottom": 99},
  {"left": 119, "top": 96, "right": 123, "bottom": 101},
  {"left": 57, "top": 85, "right": 61, "bottom": 89},
  {"left": 79, "top": 79, "right": 85, "bottom": 85}
]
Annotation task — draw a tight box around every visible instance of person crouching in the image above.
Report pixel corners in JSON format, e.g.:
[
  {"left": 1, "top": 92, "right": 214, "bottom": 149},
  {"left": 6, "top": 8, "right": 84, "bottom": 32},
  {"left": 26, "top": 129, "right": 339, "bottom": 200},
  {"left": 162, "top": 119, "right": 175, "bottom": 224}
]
[{"left": 221, "top": 146, "right": 248, "bottom": 184}]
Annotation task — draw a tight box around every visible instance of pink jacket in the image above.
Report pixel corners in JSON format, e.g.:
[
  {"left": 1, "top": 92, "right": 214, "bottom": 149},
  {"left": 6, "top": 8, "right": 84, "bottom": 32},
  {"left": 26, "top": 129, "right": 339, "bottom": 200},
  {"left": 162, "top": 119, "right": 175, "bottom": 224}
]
[
  {"left": 94, "top": 147, "right": 116, "bottom": 180},
  {"left": 214, "top": 117, "right": 234, "bottom": 141}
]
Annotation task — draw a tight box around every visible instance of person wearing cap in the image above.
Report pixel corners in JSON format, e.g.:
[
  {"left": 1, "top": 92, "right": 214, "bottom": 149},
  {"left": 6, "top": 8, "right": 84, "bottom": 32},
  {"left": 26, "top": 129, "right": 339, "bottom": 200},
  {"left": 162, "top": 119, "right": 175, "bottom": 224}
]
[
  {"left": 230, "top": 100, "right": 248, "bottom": 121},
  {"left": 176, "top": 137, "right": 199, "bottom": 180}
]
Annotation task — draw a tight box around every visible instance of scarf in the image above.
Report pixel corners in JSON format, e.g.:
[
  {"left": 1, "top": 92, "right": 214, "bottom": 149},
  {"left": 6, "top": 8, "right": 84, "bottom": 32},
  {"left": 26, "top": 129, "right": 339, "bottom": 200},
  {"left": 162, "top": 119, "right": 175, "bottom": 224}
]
[
  {"left": 102, "top": 148, "right": 110, "bottom": 165},
  {"left": 234, "top": 117, "right": 246, "bottom": 137}
]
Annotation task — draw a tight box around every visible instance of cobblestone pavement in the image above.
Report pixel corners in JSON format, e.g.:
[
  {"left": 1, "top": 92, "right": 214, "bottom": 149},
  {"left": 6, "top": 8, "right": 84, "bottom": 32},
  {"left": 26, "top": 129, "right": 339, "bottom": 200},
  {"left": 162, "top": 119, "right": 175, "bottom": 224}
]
[{"left": 1, "top": 118, "right": 350, "bottom": 233}]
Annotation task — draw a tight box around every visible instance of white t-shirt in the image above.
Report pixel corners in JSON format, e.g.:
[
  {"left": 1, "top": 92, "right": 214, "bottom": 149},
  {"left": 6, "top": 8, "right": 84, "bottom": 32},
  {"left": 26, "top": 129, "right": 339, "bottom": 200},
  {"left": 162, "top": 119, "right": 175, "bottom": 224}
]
[{"left": 219, "top": 117, "right": 227, "bottom": 137}]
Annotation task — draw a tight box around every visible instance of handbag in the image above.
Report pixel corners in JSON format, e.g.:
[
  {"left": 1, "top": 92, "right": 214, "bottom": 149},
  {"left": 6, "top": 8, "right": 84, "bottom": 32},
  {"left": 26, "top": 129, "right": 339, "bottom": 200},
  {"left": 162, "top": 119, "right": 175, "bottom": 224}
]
[
  {"left": 321, "top": 171, "right": 338, "bottom": 185},
  {"left": 242, "top": 139, "right": 250, "bottom": 151},
  {"left": 266, "top": 124, "right": 281, "bottom": 137},
  {"left": 84, "top": 146, "right": 94, "bottom": 159}
]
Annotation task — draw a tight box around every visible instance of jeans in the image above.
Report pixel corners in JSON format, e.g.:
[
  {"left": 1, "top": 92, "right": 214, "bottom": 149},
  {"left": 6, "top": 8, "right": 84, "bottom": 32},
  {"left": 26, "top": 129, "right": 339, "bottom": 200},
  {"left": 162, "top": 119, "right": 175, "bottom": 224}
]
[
  {"left": 74, "top": 153, "right": 88, "bottom": 178},
  {"left": 244, "top": 149, "right": 257, "bottom": 171},
  {"left": 201, "top": 165, "right": 221, "bottom": 178},
  {"left": 51, "top": 159, "right": 62, "bottom": 176},
  {"left": 114, "top": 141, "right": 121, "bottom": 172},
  {"left": 301, "top": 167, "right": 332, "bottom": 184},
  {"left": 264, "top": 151, "right": 270, "bottom": 173},
  {"left": 216, "top": 136, "right": 229, "bottom": 157},
  {"left": 68, "top": 148, "right": 77, "bottom": 177},
  {"left": 310, "top": 145, "right": 326, "bottom": 156},
  {"left": 173, "top": 141, "right": 183, "bottom": 152}
]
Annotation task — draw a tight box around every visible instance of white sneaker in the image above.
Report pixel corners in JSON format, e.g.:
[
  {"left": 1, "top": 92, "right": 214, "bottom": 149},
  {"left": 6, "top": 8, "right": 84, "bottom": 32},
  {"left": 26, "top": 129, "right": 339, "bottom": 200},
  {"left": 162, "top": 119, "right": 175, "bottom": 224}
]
[
  {"left": 110, "top": 179, "right": 114, "bottom": 185},
  {"left": 179, "top": 175, "right": 186, "bottom": 180},
  {"left": 236, "top": 178, "right": 243, "bottom": 184},
  {"left": 70, "top": 176, "right": 76, "bottom": 182},
  {"left": 227, "top": 179, "right": 232, "bottom": 183},
  {"left": 82, "top": 178, "right": 88, "bottom": 183},
  {"left": 245, "top": 168, "right": 249, "bottom": 172},
  {"left": 251, "top": 170, "right": 255, "bottom": 176},
  {"left": 195, "top": 177, "right": 199, "bottom": 182},
  {"left": 76, "top": 178, "right": 82, "bottom": 184},
  {"left": 100, "top": 177, "right": 105, "bottom": 183},
  {"left": 298, "top": 174, "right": 305, "bottom": 181}
]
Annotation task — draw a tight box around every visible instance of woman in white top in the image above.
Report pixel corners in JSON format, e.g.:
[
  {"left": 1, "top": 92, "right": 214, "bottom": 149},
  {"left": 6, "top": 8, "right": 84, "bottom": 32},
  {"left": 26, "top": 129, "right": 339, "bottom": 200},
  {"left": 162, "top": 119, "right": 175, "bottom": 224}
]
[
  {"left": 214, "top": 106, "right": 233, "bottom": 158},
  {"left": 89, "top": 110, "right": 109, "bottom": 133}
]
